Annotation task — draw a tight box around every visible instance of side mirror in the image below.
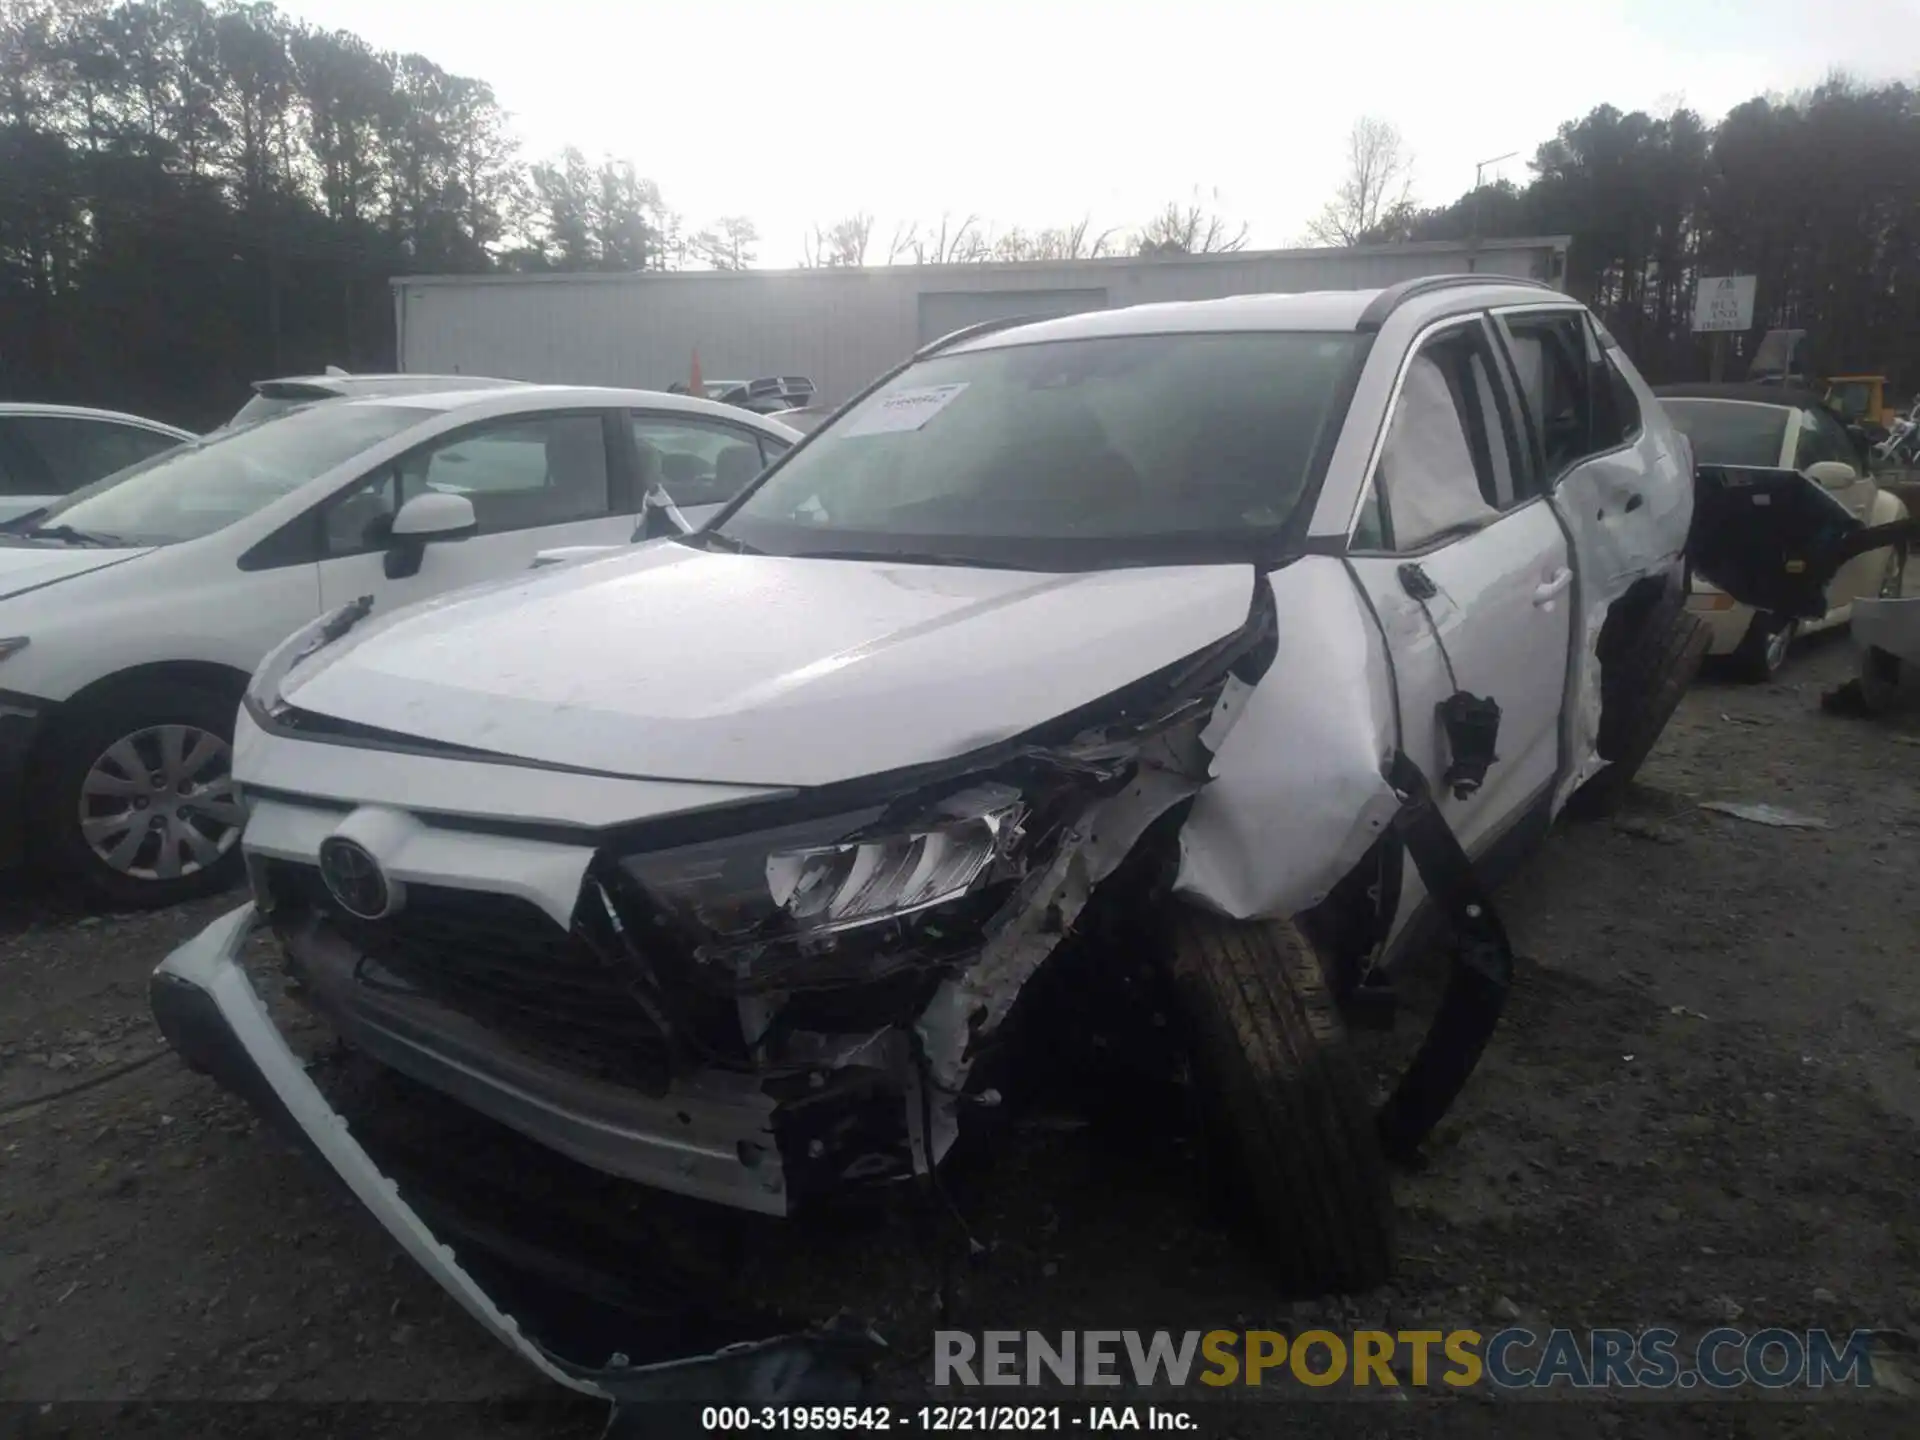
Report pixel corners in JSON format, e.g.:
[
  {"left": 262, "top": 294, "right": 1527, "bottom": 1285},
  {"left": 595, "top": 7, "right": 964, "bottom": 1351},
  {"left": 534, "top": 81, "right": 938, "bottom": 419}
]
[
  {"left": 1805, "top": 460, "right": 1857, "bottom": 491},
  {"left": 385, "top": 492, "right": 476, "bottom": 579}
]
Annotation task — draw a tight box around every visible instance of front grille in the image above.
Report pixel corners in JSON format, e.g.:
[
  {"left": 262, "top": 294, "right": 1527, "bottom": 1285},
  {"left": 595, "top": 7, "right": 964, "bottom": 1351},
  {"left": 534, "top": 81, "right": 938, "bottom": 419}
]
[{"left": 265, "top": 861, "right": 672, "bottom": 1090}]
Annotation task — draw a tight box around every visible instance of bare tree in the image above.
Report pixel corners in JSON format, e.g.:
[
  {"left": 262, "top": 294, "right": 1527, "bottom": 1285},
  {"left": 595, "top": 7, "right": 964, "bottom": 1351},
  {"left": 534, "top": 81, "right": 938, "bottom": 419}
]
[
  {"left": 887, "top": 213, "right": 985, "bottom": 264},
  {"left": 1306, "top": 117, "right": 1415, "bottom": 246},
  {"left": 989, "top": 216, "right": 1121, "bottom": 261},
  {"left": 802, "top": 211, "right": 872, "bottom": 267},
  {"left": 1049, "top": 216, "right": 1120, "bottom": 259},
  {"left": 691, "top": 214, "right": 757, "bottom": 269},
  {"left": 1133, "top": 191, "right": 1248, "bottom": 256}
]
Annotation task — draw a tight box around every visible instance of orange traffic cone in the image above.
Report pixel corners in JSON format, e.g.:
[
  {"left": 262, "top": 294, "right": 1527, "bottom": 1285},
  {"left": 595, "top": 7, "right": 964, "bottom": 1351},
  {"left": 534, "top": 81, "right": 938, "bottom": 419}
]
[{"left": 687, "top": 348, "right": 703, "bottom": 396}]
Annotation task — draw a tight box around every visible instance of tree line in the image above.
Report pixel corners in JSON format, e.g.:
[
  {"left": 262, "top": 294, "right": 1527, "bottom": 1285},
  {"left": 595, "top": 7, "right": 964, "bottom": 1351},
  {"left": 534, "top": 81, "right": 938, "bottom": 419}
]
[
  {"left": 3, "top": 0, "right": 1914, "bottom": 426},
  {"left": 1325, "top": 83, "right": 1920, "bottom": 394},
  {"left": 0, "top": 0, "right": 761, "bottom": 425}
]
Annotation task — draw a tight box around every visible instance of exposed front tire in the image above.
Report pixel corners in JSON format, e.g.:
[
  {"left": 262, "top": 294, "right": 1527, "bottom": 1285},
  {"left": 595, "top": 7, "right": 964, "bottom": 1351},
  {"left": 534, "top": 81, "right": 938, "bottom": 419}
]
[
  {"left": 1727, "top": 611, "right": 1796, "bottom": 683},
  {"left": 1571, "top": 600, "right": 1711, "bottom": 816},
  {"left": 1169, "top": 908, "right": 1394, "bottom": 1294},
  {"left": 34, "top": 681, "right": 248, "bottom": 909}
]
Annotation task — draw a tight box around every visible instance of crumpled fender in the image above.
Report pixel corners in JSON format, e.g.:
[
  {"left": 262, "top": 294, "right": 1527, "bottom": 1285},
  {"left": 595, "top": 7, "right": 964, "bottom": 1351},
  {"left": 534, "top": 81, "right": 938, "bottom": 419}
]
[{"left": 1173, "top": 560, "right": 1403, "bottom": 920}]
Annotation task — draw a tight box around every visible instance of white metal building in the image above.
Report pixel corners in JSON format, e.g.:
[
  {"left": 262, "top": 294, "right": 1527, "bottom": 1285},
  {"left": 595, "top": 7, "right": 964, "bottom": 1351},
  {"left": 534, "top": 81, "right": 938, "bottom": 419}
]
[{"left": 392, "top": 237, "right": 1570, "bottom": 407}]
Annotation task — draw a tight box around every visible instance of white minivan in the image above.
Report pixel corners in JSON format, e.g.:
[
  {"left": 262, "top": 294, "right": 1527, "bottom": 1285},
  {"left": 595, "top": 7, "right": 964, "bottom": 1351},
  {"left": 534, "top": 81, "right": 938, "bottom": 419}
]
[{"left": 0, "top": 385, "right": 795, "bottom": 905}]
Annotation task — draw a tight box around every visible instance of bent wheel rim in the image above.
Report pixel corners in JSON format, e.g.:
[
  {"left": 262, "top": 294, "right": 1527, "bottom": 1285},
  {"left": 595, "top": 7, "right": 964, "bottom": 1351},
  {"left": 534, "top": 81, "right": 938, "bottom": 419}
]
[{"left": 78, "top": 724, "right": 243, "bottom": 881}]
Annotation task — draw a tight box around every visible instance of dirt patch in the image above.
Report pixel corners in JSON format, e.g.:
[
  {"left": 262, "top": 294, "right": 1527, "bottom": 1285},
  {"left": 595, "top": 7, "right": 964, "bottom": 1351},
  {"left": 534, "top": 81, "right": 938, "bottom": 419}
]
[{"left": 2, "top": 631, "right": 1916, "bottom": 1432}]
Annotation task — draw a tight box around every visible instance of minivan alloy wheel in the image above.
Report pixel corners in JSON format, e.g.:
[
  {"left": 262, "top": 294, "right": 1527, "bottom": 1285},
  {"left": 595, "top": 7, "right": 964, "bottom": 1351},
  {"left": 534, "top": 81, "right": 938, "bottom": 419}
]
[{"left": 79, "top": 724, "right": 244, "bottom": 881}]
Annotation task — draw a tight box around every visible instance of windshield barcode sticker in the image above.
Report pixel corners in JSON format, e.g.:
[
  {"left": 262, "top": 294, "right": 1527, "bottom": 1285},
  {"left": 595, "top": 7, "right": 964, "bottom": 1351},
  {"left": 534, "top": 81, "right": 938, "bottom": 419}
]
[{"left": 842, "top": 383, "right": 969, "bottom": 436}]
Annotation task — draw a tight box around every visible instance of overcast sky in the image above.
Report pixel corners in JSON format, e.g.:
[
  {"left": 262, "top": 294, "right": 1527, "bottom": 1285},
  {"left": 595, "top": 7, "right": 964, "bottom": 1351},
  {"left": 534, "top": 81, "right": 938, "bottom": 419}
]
[{"left": 280, "top": 0, "right": 1918, "bottom": 265}]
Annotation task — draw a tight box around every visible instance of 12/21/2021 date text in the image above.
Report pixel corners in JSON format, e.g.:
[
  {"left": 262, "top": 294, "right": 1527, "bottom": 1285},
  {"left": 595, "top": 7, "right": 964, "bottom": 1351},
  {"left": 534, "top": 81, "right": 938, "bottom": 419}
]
[{"left": 700, "top": 1406, "right": 1200, "bottom": 1431}]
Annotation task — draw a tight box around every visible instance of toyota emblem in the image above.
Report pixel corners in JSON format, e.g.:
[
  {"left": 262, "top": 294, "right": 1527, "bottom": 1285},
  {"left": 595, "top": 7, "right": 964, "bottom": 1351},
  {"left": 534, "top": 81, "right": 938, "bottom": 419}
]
[{"left": 317, "top": 836, "right": 399, "bottom": 920}]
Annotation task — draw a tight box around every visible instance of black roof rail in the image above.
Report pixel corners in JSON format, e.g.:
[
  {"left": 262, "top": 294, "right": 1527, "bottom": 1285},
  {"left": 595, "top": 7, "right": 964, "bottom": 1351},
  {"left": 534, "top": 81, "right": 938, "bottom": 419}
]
[
  {"left": 1356, "top": 273, "right": 1563, "bottom": 332},
  {"left": 914, "top": 313, "right": 1051, "bottom": 359}
]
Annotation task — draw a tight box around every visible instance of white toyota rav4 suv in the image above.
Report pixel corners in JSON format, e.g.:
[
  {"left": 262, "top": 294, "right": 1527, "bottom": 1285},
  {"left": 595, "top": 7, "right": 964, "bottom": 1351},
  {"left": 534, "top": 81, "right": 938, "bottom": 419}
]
[{"left": 151, "top": 277, "right": 1885, "bottom": 1404}]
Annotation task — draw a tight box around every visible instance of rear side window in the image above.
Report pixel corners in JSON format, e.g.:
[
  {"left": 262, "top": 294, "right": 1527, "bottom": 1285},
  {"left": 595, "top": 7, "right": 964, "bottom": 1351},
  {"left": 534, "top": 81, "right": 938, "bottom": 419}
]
[
  {"left": 1584, "top": 319, "right": 1642, "bottom": 449},
  {"left": 1498, "top": 312, "right": 1595, "bottom": 481},
  {"left": 0, "top": 416, "right": 182, "bottom": 494},
  {"left": 631, "top": 415, "right": 774, "bottom": 507},
  {"left": 1661, "top": 401, "right": 1790, "bottom": 468}
]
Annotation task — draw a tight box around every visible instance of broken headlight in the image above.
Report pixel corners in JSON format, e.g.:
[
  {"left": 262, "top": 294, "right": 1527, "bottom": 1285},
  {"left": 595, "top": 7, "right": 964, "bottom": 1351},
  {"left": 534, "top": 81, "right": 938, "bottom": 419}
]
[{"left": 618, "top": 783, "right": 1029, "bottom": 987}]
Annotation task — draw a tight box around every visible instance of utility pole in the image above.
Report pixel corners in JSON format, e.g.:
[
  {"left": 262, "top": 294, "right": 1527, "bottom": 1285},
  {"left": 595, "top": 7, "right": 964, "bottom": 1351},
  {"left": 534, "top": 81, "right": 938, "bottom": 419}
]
[
  {"left": 1469, "top": 151, "right": 1518, "bottom": 271},
  {"left": 1474, "top": 151, "right": 1518, "bottom": 193}
]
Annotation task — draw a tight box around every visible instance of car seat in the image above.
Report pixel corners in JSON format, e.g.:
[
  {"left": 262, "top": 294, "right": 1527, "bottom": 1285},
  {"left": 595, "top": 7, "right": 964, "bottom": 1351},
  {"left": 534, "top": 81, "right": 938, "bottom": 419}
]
[{"left": 713, "top": 443, "right": 762, "bottom": 498}]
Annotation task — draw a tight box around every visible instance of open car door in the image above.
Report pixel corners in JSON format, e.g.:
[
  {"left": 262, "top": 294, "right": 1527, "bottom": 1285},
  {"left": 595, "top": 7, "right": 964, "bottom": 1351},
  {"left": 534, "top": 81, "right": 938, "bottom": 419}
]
[{"left": 1689, "top": 465, "right": 1917, "bottom": 619}]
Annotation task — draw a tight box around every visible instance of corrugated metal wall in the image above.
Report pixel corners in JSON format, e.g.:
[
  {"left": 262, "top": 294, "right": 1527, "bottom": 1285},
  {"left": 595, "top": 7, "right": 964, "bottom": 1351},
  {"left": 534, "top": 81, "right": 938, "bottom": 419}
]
[{"left": 394, "top": 239, "right": 1569, "bottom": 407}]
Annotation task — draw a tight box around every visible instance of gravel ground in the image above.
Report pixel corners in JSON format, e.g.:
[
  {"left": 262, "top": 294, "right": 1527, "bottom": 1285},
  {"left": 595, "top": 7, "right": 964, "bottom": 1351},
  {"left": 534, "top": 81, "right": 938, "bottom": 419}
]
[{"left": 3, "top": 629, "right": 1918, "bottom": 1436}]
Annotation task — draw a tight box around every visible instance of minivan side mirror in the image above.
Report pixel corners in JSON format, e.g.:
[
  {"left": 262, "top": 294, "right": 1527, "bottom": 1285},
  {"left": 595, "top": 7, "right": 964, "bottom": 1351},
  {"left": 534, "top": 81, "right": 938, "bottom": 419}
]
[
  {"left": 1804, "top": 459, "right": 1857, "bottom": 491},
  {"left": 385, "top": 491, "right": 477, "bottom": 578}
]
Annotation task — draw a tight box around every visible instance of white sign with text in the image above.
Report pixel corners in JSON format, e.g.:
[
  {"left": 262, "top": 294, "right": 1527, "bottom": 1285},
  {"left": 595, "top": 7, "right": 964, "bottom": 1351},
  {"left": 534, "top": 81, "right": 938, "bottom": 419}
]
[{"left": 1692, "top": 275, "right": 1756, "bottom": 333}]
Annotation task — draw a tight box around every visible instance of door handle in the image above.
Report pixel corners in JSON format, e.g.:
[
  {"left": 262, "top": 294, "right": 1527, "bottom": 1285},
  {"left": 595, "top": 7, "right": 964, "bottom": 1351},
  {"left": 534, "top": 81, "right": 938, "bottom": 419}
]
[{"left": 1533, "top": 568, "right": 1573, "bottom": 606}]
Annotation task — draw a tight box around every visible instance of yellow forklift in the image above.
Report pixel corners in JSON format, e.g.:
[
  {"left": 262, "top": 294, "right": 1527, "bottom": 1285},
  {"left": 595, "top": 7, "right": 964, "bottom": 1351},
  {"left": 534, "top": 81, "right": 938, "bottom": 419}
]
[
  {"left": 1825, "top": 374, "right": 1901, "bottom": 430},
  {"left": 1747, "top": 330, "right": 1901, "bottom": 435}
]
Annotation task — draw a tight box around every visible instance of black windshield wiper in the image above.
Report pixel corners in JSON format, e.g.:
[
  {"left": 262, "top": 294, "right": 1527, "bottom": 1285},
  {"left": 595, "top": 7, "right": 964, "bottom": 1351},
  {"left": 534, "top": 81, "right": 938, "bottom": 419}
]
[
  {"left": 687, "top": 530, "right": 764, "bottom": 555},
  {"left": 20, "top": 523, "right": 125, "bottom": 547}
]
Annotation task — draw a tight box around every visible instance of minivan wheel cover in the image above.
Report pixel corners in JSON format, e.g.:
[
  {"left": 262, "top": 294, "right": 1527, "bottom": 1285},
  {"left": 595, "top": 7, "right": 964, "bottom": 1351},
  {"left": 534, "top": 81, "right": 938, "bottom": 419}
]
[{"left": 79, "top": 725, "right": 244, "bottom": 882}]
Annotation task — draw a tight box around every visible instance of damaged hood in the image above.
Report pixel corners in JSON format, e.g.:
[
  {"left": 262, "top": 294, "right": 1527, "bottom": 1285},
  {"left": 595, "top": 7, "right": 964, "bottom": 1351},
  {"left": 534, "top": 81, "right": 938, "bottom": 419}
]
[{"left": 279, "top": 542, "right": 1258, "bottom": 788}]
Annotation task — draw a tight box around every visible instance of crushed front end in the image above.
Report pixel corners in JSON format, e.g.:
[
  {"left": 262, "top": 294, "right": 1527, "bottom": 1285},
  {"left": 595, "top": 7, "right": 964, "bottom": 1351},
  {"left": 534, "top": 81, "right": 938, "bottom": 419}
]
[
  {"left": 149, "top": 589, "right": 1278, "bottom": 1389},
  {"left": 151, "top": 560, "right": 1530, "bottom": 1393}
]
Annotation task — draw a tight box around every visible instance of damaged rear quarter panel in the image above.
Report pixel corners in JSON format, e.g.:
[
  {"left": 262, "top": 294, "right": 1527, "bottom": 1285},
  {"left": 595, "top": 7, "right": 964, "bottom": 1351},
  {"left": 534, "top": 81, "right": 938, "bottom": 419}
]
[{"left": 1545, "top": 355, "right": 1693, "bottom": 808}]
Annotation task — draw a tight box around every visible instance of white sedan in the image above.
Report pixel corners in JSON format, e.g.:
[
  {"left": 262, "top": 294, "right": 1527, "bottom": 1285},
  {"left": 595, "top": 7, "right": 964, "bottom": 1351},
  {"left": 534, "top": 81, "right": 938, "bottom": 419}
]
[
  {"left": 1660, "top": 383, "right": 1910, "bottom": 680},
  {"left": 0, "top": 403, "right": 194, "bottom": 523},
  {"left": 0, "top": 385, "right": 796, "bottom": 906}
]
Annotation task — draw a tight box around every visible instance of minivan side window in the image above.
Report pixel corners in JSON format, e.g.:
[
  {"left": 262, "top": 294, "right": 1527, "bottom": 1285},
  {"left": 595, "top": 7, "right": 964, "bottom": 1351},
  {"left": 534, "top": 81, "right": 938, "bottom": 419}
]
[
  {"left": 632, "top": 415, "right": 773, "bottom": 506},
  {"left": 320, "top": 412, "right": 612, "bottom": 555}
]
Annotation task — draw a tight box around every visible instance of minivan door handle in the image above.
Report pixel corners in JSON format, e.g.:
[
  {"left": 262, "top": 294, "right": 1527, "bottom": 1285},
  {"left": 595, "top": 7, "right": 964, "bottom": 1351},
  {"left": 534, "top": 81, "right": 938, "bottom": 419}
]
[{"left": 1533, "top": 568, "right": 1573, "bottom": 606}]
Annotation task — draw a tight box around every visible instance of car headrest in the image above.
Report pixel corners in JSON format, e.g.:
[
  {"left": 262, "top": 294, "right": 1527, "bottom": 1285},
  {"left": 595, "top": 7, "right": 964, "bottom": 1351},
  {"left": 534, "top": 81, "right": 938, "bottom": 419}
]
[{"left": 715, "top": 444, "right": 762, "bottom": 493}]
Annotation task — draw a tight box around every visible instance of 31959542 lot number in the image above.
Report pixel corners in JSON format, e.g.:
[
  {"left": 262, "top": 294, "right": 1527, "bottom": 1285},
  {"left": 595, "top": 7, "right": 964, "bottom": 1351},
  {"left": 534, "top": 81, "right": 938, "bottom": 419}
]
[{"left": 701, "top": 1406, "right": 1070, "bottom": 1430}]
